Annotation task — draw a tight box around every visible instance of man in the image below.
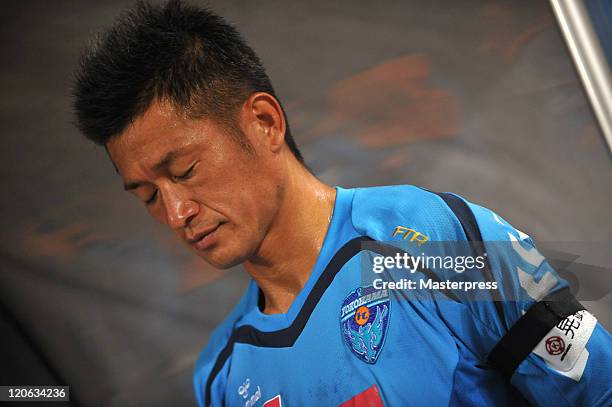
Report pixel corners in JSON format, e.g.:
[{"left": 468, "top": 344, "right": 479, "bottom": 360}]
[{"left": 73, "top": 1, "right": 611, "bottom": 406}]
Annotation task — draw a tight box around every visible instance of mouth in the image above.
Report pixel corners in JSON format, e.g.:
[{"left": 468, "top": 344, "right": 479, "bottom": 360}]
[{"left": 188, "top": 224, "right": 222, "bottom": 251}]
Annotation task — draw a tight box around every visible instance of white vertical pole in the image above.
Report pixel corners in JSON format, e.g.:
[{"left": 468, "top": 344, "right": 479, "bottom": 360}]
[{"left": 550, "top": 0, "right": 612, "bottom": 153}]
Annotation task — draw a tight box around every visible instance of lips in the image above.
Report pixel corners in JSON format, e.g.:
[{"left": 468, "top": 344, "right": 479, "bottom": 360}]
[{"left": 188, "top": 224, "right": 221, "bottom": 251}]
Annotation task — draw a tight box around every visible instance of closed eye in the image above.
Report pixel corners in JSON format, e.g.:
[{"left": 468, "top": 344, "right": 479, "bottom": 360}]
[
  {"left": 145, "top": 190, "right": 158, "bottom": 205},
  {"left": 173, "top": 163, "right": 196, "bottom": 182}
]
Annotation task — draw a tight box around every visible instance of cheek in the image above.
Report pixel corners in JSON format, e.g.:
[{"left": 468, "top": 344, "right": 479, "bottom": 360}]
[
  {"left": 192, "top": 141, "right": 283, "bottom": 236},
  {"left": 229, "top": 184, "right": 278, "bottom": 235},
  {"left": 220, "top": 184, "right": 281, "bottom": 254},
  {"left": 143, "top": 202, "right": 166, "bottom": 225},
  {"left": 201, "top": 166, "right": 279, "bottom": 225}
]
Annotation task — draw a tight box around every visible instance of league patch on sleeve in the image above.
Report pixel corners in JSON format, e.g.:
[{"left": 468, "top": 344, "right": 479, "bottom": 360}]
[{"left": 533, "top": 310, "right": 596, "bottom": 380}]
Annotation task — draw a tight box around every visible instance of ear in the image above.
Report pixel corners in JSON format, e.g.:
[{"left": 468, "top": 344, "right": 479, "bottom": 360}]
[{"left": 241, "top": 92, "right": 286, "bottom": 154}]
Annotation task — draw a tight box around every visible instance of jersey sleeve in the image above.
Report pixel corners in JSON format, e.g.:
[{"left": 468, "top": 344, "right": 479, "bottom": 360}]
[{"left": 465, "top": 199, "right": 612, "bottom": 407}]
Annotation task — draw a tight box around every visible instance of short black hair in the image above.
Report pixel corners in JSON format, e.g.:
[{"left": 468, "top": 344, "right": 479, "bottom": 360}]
[{"left": 73, "top": 0, "right": 303, "bottom": 162}]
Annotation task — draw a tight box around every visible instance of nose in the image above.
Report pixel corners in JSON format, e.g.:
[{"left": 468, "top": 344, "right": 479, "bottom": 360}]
[{"left": 161, "top": 187, "right": 198, "bottom": 230}]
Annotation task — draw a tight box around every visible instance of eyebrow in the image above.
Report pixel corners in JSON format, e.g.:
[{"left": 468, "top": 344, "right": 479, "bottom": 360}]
[{"left": 122, "top": 146, "right": 190, "bottom": 191}]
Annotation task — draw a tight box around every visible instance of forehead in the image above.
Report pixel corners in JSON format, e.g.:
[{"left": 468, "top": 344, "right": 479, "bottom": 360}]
[
  {"left": 106, "top": 101, "right": 229, "bottom": 171},
  {"left": 107, "top": 102, "right": 194, "bottom": 163}
]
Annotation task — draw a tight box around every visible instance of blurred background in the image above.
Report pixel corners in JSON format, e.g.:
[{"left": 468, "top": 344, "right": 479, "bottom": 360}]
[{"left": 1, "top": 0, "right": 610, "bottom": 406}]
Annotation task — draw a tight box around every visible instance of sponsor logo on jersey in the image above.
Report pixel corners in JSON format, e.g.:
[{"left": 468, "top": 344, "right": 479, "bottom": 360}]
[
  {"left": 339, "top": 384, "right": 384, "bottom": 407},
  {"left": 392, "top": 225, "right": 429, "bottom": 245},
  {"left": 340, "top": 286, "right": 391, "bottom": 364},
  {"left": 263, "top": 394, "right": 282, "bottom": 407}
]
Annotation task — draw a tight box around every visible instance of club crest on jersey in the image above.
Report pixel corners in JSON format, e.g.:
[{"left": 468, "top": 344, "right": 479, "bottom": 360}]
[{"left": 340, "top": 286, "right": 391, "bottom": 364}]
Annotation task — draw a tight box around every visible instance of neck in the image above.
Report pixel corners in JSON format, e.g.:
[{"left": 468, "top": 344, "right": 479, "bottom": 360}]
[{"left": 243, "top": 161, "right": 336, "bottom": 315}]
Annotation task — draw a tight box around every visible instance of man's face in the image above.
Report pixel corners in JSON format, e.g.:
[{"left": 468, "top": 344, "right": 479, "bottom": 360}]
[{"left": 106, "top": 101, "right": 283, "bottom": 269}]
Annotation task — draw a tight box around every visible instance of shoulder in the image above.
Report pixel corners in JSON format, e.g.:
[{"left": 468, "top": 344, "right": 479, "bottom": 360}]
[
  {"left": 351, "top": 184, "right": 525, "bottom": 243},
  {"left": 193, "top": 281, "right": 257, "bottom": 407},
  {"left": 351, "top": 185, "right": 469, "bottom": 242}
]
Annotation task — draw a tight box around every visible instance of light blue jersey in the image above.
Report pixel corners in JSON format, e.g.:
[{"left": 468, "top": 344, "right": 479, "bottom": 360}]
[{"left": 194, "top": 185, "right": 611, "bottom": 407}]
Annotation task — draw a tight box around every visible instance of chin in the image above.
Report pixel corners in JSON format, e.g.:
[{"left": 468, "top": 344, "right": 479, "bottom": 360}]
[{"left": 195, "top": 245, "right": 248, "bottom": 270}]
